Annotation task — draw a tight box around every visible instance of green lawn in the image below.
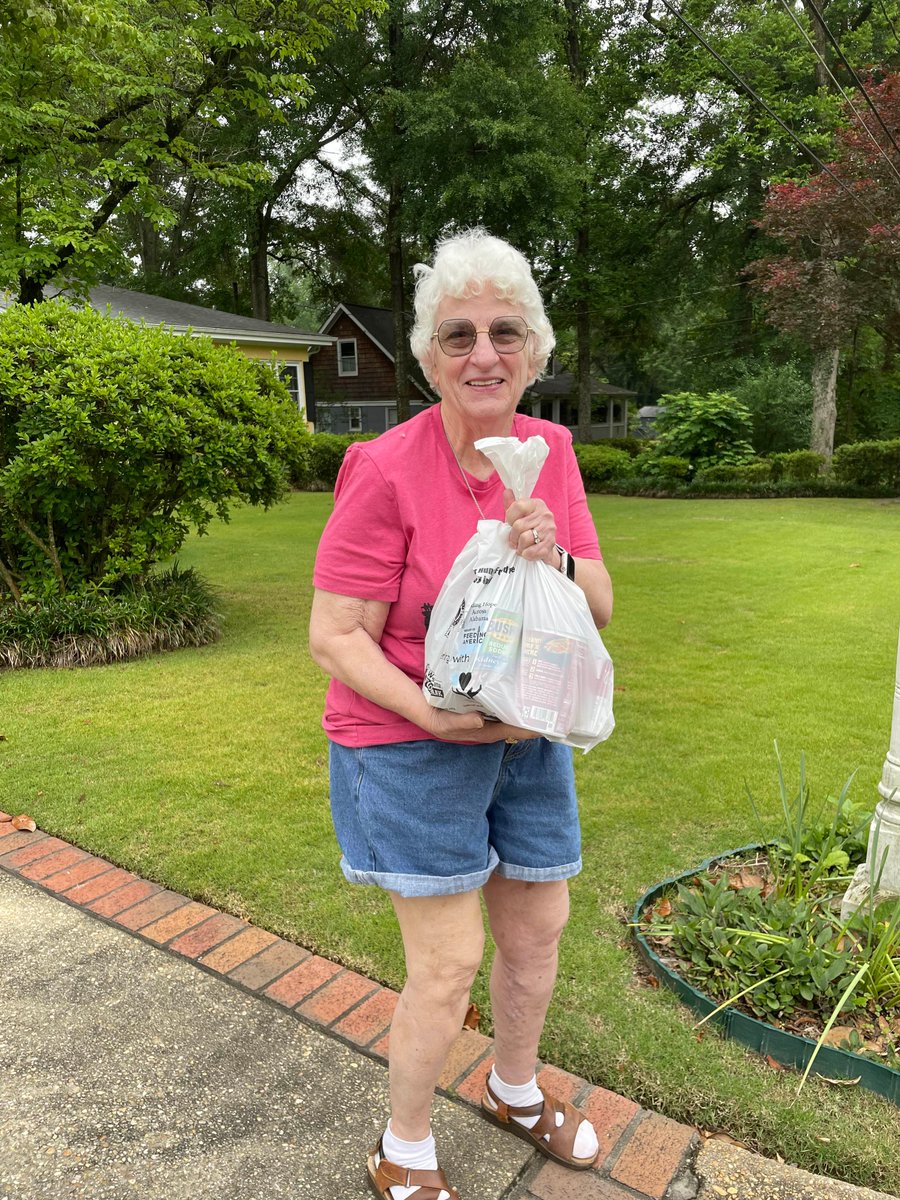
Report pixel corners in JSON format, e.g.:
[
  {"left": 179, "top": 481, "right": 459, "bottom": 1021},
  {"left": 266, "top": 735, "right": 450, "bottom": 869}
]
[{"left": 4, "top": 493, "right": 900, "bottom": 1192}]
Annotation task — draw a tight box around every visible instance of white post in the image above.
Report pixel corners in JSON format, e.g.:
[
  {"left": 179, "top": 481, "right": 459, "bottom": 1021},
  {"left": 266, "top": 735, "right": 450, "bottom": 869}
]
[{"left": 841, "top": 627, "right": 900, "bottom": 920}]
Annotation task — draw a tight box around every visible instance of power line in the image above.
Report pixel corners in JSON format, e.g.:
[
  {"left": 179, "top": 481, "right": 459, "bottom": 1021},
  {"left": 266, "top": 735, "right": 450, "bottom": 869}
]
[
  {"left": 643, "top": 0, "right": 894, "bottom": 230},
  {"left": 549, "top": 280, "right": 747, "bottom": 321},
  {"left": 776, "top": 0, "right": 900, "bottom": 190},
  {"left": 804, "top": 0, "right": 900, "bottom": 162}
]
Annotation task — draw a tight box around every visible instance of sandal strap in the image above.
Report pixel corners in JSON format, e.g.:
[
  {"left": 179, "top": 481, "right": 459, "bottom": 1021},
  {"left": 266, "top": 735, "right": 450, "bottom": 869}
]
[
  {"left": 370, "top": 1142, "right": 457, "bottom": 1199},
  {"left": 484, "top": 1080, "right": 581, "bottom": 1161}
]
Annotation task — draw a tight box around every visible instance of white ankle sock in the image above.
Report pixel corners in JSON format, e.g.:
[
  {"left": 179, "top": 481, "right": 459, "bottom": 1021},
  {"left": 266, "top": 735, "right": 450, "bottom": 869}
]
[
  {"left": 379, "top": 1122, "right": 450, "bottom": 1200},
  {"left": 488, "top": 1067, "right": 599, "bottom": 1162}
]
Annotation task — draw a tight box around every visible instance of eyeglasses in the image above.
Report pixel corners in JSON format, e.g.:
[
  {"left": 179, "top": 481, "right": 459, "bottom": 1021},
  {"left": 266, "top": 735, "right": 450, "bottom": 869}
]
[{"left": 432, "top": 316, "right": 532, "bottom": 357}]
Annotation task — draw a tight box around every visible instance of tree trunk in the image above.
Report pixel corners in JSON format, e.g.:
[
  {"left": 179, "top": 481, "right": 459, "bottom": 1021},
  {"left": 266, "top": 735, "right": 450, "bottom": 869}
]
[
  {"left": 810, "top": 343, "right": 840, "bottom": 458},
  {"left": 17, "top": 273, "right": 45, "bottom": 305},
  {"left": 138, "top": 216, "right": 162, "bottom": 278},
  {"left": 16, "top": 162, "right": 45, "bottom": 304},
  {"left": 562, "top": 1, "right": 592, "bottom": 443},
  {"left": 575, "top": 225, "right": 592, "bottom": 443},
  {"left": 387, "top": 177, "right": 410, "bottom": 424},
  {"left": 801, "top": 0, "right": 833, "bottom": 91},
  {"left": 248, "top": 206, "right": 271, "bottom": 321},
  {"left": 386, "top": 4, "right": 411, "bottom": 424}
]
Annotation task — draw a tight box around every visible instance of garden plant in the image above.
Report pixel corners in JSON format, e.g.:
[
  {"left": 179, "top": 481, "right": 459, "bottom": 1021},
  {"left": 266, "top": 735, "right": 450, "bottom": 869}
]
[{"left": 639, "top": 751, "right": 900, "bottom": 1085}]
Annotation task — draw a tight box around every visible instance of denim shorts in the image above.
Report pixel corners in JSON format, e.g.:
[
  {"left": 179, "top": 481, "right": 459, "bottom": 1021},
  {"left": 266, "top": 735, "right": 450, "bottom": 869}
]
[{"left": 328, "top": 737, "right": 582, "bottom": 898}]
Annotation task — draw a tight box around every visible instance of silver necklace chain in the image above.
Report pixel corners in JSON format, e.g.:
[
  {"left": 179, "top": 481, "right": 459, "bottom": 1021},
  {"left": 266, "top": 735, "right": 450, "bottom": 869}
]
[
  {"left": 453, "top": 452, "right": 488, "bottom": 520},
  {"left": 443, "top": 420, "right": 488, "bottom": 520}
]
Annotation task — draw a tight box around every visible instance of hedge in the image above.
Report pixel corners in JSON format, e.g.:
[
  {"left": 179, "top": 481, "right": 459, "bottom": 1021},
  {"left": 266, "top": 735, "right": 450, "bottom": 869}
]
[
  {"left": 295, "top": 432, "right": 900, "bottom": 498},
  {"left": 297, "top": 432, "right": 378, "bottom": 490},
  {"left": 573, "top": 444, "right": 634, "bottom": 490},
  {"left": 832, "top": 439, "right": 900, "bottom": 491}
]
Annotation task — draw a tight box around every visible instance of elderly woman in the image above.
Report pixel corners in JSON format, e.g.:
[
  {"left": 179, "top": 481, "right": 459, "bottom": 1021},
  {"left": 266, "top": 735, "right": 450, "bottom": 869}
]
[{"left": 309, "top": 228, "right": 613, "bottom": 1200}]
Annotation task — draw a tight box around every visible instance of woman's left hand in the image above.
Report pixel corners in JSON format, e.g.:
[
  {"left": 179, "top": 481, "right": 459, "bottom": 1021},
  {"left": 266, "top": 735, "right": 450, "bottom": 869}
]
[{"left": 503, "top": 488, "right": 557, "bottom": 564}]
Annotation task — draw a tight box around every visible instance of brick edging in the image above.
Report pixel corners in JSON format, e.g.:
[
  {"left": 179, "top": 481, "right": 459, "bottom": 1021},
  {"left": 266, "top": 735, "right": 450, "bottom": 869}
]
[{"left": 0, "top": 813, "right": 699, "bottom": 1200}]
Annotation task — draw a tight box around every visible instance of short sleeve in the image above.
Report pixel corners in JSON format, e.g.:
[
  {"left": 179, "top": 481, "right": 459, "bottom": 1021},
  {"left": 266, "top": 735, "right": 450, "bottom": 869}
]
[
  {"left": 562, "top": 437, "right": 603, "bottom": 561},
  {"left": 313, "top": 444, "right": 408, "bottom": 602}
]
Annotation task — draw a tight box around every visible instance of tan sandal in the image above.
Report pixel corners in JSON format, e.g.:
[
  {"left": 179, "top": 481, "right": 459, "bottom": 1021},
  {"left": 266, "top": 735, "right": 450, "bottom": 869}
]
[
  {"left": 367, "top": 1138, "right": 460, "bottom": 1199},
  {"left": 480, "top": 1079, "right": 596, "bottom": 1171}
]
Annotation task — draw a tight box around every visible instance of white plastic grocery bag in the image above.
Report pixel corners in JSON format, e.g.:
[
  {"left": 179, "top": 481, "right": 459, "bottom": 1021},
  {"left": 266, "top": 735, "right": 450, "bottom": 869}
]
[{"left": 422, "top": 436, "right": 614, "bottom": 752}]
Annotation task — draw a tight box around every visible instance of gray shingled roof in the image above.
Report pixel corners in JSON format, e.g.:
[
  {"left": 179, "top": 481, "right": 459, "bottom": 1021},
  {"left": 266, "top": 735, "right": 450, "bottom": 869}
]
[
  {"left": 527, "top": 370, "right": 636, "bottom": 398},
  {"left": 1, "top": 285, "right": 332, "bottom": 347},
  {"left": 340, "top": 304, "right": 397, "bottom": 359},
  {"left": 89, "top": 285, "right": 328, "bottom": 338}
]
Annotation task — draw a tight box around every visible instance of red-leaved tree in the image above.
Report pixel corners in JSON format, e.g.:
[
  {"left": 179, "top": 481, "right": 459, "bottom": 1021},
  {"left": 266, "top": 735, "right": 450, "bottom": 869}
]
[{"left": 750, "top": 73, "right": 900, "bottom": 457}]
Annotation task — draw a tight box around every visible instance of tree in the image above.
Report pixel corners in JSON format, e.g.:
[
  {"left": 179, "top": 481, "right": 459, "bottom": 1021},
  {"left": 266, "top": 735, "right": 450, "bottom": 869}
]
[
  {"left": 316, "top": 0, "right": 582, "bottom": 421},
  {"left": 0, "top": 0, "right": 370, "bottom": 304},
  {"left": 631, "top": 0, "right": 900, "bottom": 409},
  {"left": 751, "top": 73, "right": 900, "bottom": 457}
]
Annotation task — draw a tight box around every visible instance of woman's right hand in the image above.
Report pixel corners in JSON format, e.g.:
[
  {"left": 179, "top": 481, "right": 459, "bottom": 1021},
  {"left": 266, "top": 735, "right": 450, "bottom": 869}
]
[{"left": 423, "top": 707, "right": 540, "bottom": 745}]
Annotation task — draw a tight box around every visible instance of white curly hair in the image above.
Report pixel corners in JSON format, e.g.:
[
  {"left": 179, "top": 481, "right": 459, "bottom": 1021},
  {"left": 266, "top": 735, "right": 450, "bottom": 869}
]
[{"left": 410, "top": 227, "right": 555, "bottom": 389}]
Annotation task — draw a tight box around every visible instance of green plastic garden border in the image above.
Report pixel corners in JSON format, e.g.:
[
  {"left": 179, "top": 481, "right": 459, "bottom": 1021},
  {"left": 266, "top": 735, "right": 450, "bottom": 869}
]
[{"left": 631, "top": 844, "right": 900, "bottom": 1106}]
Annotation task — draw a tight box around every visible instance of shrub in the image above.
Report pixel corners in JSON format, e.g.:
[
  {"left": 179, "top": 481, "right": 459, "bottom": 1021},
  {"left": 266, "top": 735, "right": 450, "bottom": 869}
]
[
  {"left": 573, "top": 444, "right": 635, "bottom": 490},
  {"left": 695, "top": 460, "right": 773, "bottom": 484},
  {"left": 832, "top": 439, "right": 900, "bottom": 491},
  {"left": 730, "top": 359, "right": 813, "bottom": 454},
  {"left": 304, "top": 432, "right": 378, "bottom": 490},
  {"left": 653, "top": 391, "right": 755, "bottom": 470},
  {"left": 769, "top": 449, "right": 825, "bottom": 483},
  {"left": 0, "top": 564, "right": 220, "bottom": 669},
  {"left": 633, "top": 452, "right": 693, "bottom": 482},
  {"left": 603, "top": 437, "right": 644, "bottom": 457},
  {"left": 0, "top": 300, "right": 310, "bottom": 601}
]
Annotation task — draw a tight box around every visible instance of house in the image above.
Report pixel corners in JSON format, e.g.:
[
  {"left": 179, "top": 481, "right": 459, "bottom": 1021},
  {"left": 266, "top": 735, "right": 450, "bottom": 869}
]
[
  {"left": 0, "top": 285, "right": 334, "bottom": 420},
  {"left": 313, "top": 303, "right": 435, "bottom": 434},
  {"left": 524, "top": 367, "right": 636, "bottom": 439}
]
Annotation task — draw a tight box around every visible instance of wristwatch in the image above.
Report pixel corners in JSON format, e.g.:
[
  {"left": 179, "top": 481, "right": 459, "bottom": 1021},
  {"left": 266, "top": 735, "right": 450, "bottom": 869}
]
[{"left": 555, "top": 544, "right": 576, "bottom": 581}]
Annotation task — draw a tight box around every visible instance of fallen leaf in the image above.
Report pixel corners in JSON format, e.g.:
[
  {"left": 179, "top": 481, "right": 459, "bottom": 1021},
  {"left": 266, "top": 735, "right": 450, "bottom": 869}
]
[
  {"left": 0, "top": 733, "right": 7, "bottom": 741},
  {"left": 849, "top": 562, "right": 860, "bottom": 568},
  {"left": 654, "top": 897, "right": 673, "bottom": 918},
  {"left": 816, "top": 1074, "right": 861, "bottom": 1087},
  {"left": 11, "top": 814, "right": 36, "bottom": 832},
  {"left": 702, "top": 1131, "right": 751, "bottom": 1150},
  {"left": 646, "top": 975, "right": 660, "bottom": 988},
  {"left": 463, "top": 1003, "right": 480, "bottom": 1030},
  {"left": 765, "top": 1055, "right": 785, "bottom": 1071},
  {"left": 822, "top": 1025, "right": 854, "bottom": 1049},
  {"left": 728, "top": 869, "right": 765, "bottom": 891}
]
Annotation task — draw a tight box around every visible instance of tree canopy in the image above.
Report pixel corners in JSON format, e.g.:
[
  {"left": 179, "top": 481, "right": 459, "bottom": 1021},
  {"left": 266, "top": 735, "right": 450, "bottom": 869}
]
[
  {"left": 3, "top": 0, "right": 899, "bottom": 452},
  {"left": 0, "top": 0, "right": 370, "bottom": 303}
]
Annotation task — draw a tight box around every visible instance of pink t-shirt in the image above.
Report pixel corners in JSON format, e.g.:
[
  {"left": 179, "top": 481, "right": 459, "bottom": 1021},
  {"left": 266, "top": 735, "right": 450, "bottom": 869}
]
[{"left": 313, "top": 404, "right": 603, "bottom": 746}]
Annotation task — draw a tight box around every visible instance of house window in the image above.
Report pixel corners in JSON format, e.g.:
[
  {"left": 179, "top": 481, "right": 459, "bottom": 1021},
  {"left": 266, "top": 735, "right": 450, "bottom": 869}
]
[
  {"left": 279, "top": 363, "right": 301, "bottom": 407},
  {"left": 387, "top": 407, "right": 399, "bottom": 428},
  {"left": 348, "top": 405, "right": 362, "bottom": 433},
  {"left": 337, "top": 339, "right": 358, "bottom": 377}
]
